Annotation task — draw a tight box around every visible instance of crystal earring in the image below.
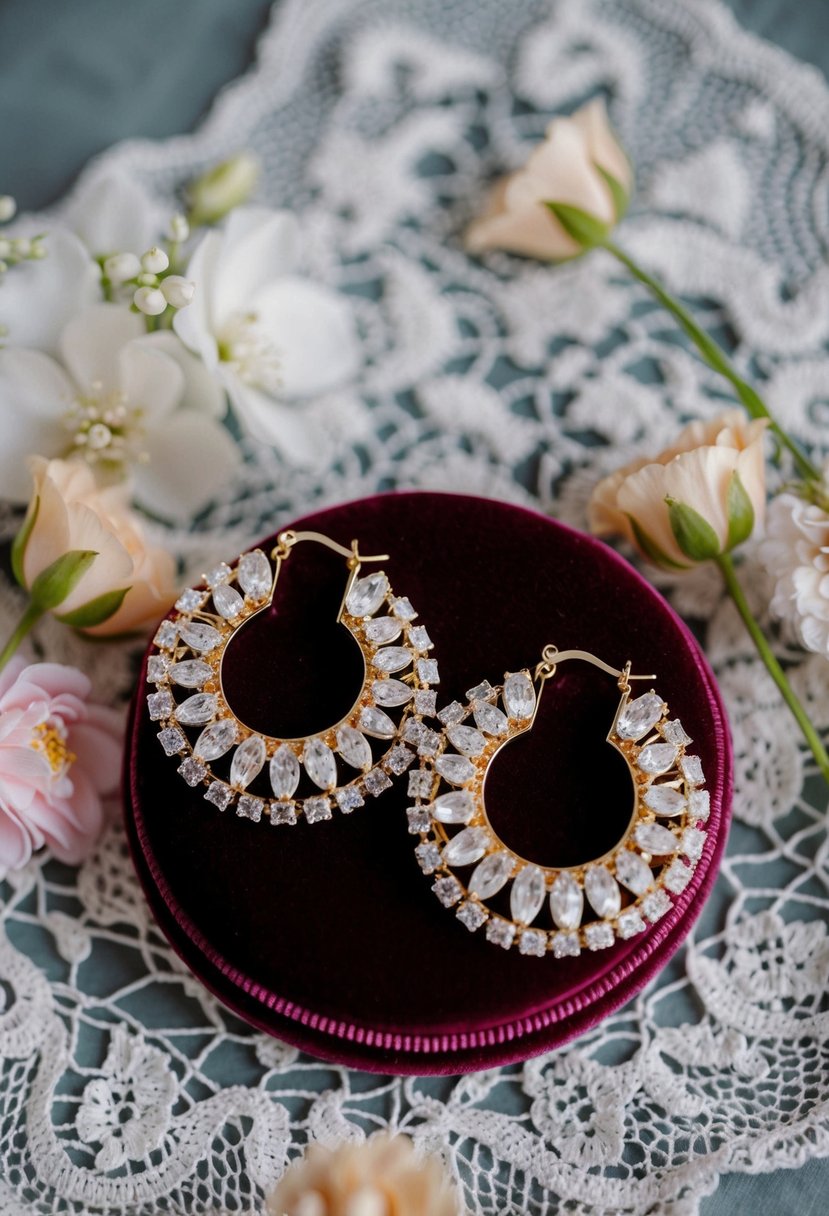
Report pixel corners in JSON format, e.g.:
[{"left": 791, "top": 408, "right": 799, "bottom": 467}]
[
  {"left": 408, "top": 645, "right": 709, "bottom": 957},
  {"left": 146, "top": 530, "right": 438, "bottom": 825}
]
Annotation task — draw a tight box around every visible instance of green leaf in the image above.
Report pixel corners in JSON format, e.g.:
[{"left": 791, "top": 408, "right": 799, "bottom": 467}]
[
  {"left": 626, "top": 514, "right": 689, "bottom": 571},
  {"left": 29, "top": 549, "right": 98, "bottom": 611},
  {"left": 545, "top": 201, "right": 610, "bottom": 250},
  {"left": 725, "top": 470, "right": 755, "bottom": 551},
  {"left": 56, "top": 585, "right": 130, "bottom": 629},
  {"left": 11, "top": 496, "right": 39, "bottom": 587},
  {"left": 666, "top": 497, "right": 722, "bottom": 563},
  {"left": 596, "top": 165, "right": 630, "bottom": 220}
]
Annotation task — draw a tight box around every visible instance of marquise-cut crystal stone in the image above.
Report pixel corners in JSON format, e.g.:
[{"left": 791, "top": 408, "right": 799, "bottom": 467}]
[
  {"left": 435, "top": 754, "right": 475, "bottom": 785},
  {"left": 469, "top": 851, "right": 514, "bottom": 899},
  {"left": 446, "top": 725, "right": 486, "bottom": 757},
  {"left": 346, "top": 572, "right": 389, "bottom": 617},
  {"left": 637, "top": 742, "right": 678, "bottom": 776},
  {"left": 365, "top": 617, "right": 401, "bottom": 644},
  {"left": 550, "top": 872, "right": 583, "bottom": 930},
  {"left": 269, "top": 745, "right": 300, "bottom": 798},
  {"left": 443, "top": 827, "right": 489, "bottom": 867},
  {"left": 175, "top": 693, "right": 217, "bottom": 726},
  {"left": 193, "top": 718, "right": 237, "bottom": 761},
  {"left": 614, "top": 849, "right": 653, "bottom": 895},
  {"left": 371, "top": 678, "right": 413, "bottom": 707},
  {"left": 359, "top": 706, "right": 397, "bottom": 739},
  {"left": 584, "top": 866, "right": 622, "bottom": 918},
  {"left": 616, "top": 691, "right": 664, "bottom": 740},
  {"left": 336, "top": 725, "right": 372, "bottom": 770},
  {"left": 303, "top": 738, "right": 337, "bottom": 789},
  {"left": 237, "top": 550, "right": 271, "bottom": 599},
  {"left": 372, "top": 646, "right": 412, "bottom": 673},
  {"left": 634, "top": 821, "right": 679, "bottom": 855},
  {"left": 643, "top": 785, "right": 686, "bottom": 816},
  {"left": 510, "top": 865, "right": 547, "bottom": 925},
  {"left": 169, "top": 660, "right": 212, "bottom": 689},
  {"left": 503, "top": 672, "right": 535, "bottom": 720},
  {"left": 230, "top": 736, "right": 266, "bottom": 789},
  {"left": 473, "top": 701, "right": 509, "bottom": 736},
  {"left": 179, "top": 622, "right": 223, "bottom": 653},
  {"left": 212, "top": 583, "right": 244, "bottom": 620},
  {"left": 431, "top": 790, "right": 475, "bottom": 824}
]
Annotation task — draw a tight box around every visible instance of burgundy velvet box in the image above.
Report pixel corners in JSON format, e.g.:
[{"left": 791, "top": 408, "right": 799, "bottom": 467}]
[{"left": 124, "top": 492, "right": 732, "bottom": 1075}]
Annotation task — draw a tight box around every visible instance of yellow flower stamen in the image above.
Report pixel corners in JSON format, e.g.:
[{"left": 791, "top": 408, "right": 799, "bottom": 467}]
[{"left": 30, "top": 722, "right": 76, "bottom": 776}]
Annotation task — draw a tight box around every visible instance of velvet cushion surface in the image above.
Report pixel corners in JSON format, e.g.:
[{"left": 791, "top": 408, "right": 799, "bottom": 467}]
[{"left": 124, "top": 491, "right": 732, "bottom": 1074}]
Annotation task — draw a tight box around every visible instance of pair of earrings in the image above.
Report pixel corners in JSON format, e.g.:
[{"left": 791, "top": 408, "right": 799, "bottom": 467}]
[{"left": 146, "top": 531, "right": 710, "bottom": 960}]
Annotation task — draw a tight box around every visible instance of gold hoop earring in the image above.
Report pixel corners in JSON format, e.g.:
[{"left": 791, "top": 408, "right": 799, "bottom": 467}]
[
  {"left": 146, "top": 531, "right": 438, "bottom": 825},
  {"left": 408, "top": 646, "right": 709, "bottom": 957}
]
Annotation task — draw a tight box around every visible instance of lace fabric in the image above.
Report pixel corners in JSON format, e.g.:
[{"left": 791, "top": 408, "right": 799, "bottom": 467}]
[{"left": 2, "top": 0, "right": 829, "bottom": 1210}]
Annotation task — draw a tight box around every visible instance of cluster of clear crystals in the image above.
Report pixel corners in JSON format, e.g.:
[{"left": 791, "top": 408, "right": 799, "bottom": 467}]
[
  {"left": 148, "top": 554, "right": 438, "bottom": 825},
  {"left": 410, "top": 676, "right": 711, "bottom": 959}
]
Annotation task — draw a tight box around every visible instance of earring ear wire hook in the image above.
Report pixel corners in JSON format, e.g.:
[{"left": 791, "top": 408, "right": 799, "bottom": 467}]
[{"left": 535, "top": 644, "right": 656, "bottom": 689}]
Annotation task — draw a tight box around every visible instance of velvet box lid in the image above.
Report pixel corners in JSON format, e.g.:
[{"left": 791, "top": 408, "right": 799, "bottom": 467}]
[{"left": 124, "top": 492, "right": 732, "bottom": 1075}]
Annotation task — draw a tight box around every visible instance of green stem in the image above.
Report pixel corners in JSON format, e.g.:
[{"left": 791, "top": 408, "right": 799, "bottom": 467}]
[
  {"left": 602, "top": 239, "right": 820, "bottom": 484},
  {"left": 0, "top": 602, "right": 45, "bottom": 673},
  {"left": 717, "top": 554, "right": 829, "bottom": 785}
]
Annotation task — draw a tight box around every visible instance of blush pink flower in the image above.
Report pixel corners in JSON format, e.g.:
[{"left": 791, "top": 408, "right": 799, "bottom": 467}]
[{"left": 0, "top": 658, "right": 122, "bottom": 874}]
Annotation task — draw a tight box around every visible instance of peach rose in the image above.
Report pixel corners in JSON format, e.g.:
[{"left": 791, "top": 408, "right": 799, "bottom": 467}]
[
  {"left": 266, "top": 1134, "right": 460, "bottom": 1216},
  {"left": 14, "top": 456, "right": 176, "bottom": 635},
  {"left": 465, "top": 98, "right": 631, "bottom": 260},
  {"left": 589, "top": 410, "right": 768, "bottom": 568}
]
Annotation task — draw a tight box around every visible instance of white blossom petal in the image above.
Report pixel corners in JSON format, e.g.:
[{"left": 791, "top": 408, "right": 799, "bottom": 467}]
[
  {"left": 59, "top": 303, "right": 144, "bottom": 394},
  {"left": 224, "top": 373, "right": 320, "bottom": 463},
  {"left": 173, "top": 230, "right": 223, "bottom": 367},
  {"left": 0, "top": 350, "right": 74, "bottom": 500},
  {"left": 63, "top": 170, "right": 162, "bottom": 256},
  {"left": 0, "top": 227, "right": 100, "bottom": 354},
  {"left": 118, "top": 339, "right": 185, "bottom": 424},
  {"left": 135, "top": 410, "right": 240, "bottom": 521},
  {"left": 137, "top": 331, "right": 226, "bottom": 418},
  {"left": 211, "top": 209, "right": 301, "bottom": 327},
  {"left": 250, "top": 277, "right": 359, "bottom": 398}
]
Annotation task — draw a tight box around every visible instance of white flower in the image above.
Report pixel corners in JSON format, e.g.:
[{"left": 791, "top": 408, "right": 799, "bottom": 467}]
[
  {"left": 759, "top": 484, "right": 829, "bottom": 656},
  {"left": 76, "top": 1026, "right": 176, "bottom": 1172},
  {"left": 0, "top": 303, "right": 239, "bottom": 520},
  {"left": 174, "top": 207, "right": 360, "bottom": 462}
]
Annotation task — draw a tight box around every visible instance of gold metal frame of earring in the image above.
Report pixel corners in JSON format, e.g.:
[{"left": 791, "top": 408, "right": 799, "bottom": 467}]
[
  {"left": 146, "top": 530, "right": 440, "bottom": 826},
  {"left": 406, "top": 645, "right": 710, "bottom": 958}
]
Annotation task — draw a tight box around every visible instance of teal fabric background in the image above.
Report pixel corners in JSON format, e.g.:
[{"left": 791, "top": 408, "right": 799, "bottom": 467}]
[{"left": 1, "top": 1, "right": 826, "bottom": 1211}]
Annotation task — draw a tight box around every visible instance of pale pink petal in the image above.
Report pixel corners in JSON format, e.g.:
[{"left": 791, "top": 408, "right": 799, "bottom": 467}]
[
  {"left": 69, "top": 712, "right": 124, "bottom": 796},
  {"left": 0, "top": 802, "right": 36, "bottom": 873}
]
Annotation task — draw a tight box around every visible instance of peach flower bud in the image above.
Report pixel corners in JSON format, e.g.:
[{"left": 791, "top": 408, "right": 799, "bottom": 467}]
[
  {"left": 14, "top": 457, "right": 176, "bottom": 634},
  {"left": 465, "top": 98, "right": 632, "bottom": 261},
  {"left": 589, "top": 410, "right": 768, "bottom": 568},
  {"left": 265, "top": 1134, "right": 460, "bottom": 1216}
]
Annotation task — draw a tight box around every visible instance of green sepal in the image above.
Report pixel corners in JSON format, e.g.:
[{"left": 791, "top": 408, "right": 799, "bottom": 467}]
[
  {"left": 626, "top": 514, "right": 689, "bottom": 571},
  {"left": 11, "top": 496, "right": 39, "bottom": 587},
  {"left": 56, "top": 586, "right": 130, "bottom": 629},
  {"left": 666, "top": 497, "right": 722, "bottom": 563},
  {"left": 545, "top": 201, "right": 610, "bottom": 250},
  {"left": 596, "top": 164, "right": 630, "bottom": 219},
  {"left": 725, "top": 470, "right": 755, "bottom": 552},
  {"left": 29, "top": 549, "right": 98, "bottom": 611}
]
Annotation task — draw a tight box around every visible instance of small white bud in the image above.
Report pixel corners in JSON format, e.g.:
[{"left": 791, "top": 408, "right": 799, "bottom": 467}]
[
  {"left": 136, "top": 271, "right": 158, "bottom": 287},
  {"left": 11, "top": 237, "right": 31, "bottom": 259},
  {"left": 104, "top": 252, "right": 141, "bottom": 284},
  {"left": 167, "top": 213, "right": 189, "bottom": 242},
  {"left": 160, "top": 275, "right": 195, "bottom": 308},
  {"left": 133, "top": 286, "right": 167, "bottom": 316},
  {"left": 0, "top": 196, "right": 16, "bottom": 222},
  {"left": 186, "top": 152, "right": 260, "bottom": 225},
  {"left": 141, "top": 246, "right": 169, "bottom": 274}
]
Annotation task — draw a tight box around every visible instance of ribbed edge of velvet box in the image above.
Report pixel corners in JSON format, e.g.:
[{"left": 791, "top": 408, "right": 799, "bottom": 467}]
[{"left": 123, "top": 492, "right": 732, "bottom": 1075}]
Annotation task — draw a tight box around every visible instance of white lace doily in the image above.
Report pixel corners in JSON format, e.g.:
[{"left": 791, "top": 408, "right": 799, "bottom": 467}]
[{"left": 2, "top": 0, "right": 829, "bottom": 1211}]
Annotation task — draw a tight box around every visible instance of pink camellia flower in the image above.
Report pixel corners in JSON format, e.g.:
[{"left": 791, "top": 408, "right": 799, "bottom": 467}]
[{"left": 0, "top": 658, "right": 122, "bottom": 874}]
